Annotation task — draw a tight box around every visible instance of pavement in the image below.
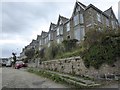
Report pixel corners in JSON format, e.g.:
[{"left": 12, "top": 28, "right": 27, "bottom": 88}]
[{"left": 1, "top": 67, "right": 68, "bottom": 88}]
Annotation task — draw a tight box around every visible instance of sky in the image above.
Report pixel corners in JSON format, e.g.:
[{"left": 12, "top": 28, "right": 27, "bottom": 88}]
[{"left": 0, "top": 0, "right": 119, "bottom": 58}]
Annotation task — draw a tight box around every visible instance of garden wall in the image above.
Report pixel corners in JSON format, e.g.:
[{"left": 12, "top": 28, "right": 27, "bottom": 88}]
[{"left": 38, "top": 56, "right": 120, "bottom": 78}]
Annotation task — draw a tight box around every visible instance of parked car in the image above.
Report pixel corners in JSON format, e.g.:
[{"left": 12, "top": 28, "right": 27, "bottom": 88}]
[
  {"left": 15, "top": 61, "right": 27, "bottom": 69},
  {"left": 1, "top": 59, "right": 7, "bottom": 66}
]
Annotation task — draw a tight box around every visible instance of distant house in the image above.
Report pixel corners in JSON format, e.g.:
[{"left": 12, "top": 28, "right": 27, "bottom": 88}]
[{"left": 21, "top": 1, "right": 119, "bottom": 53}]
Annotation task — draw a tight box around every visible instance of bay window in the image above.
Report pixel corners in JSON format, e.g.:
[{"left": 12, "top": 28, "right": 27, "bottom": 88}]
[
  {"left": 80, "top": 26, "right": 85, "bottom": 40},
  {"left": 74, "top": 26, "right": 80, "bottom": 40},
  {"left": 80, "top": 14, "right": 84, "bottom": 23},
  {"left": 74, "top": 14, "right": 79, "bottom": 26}
]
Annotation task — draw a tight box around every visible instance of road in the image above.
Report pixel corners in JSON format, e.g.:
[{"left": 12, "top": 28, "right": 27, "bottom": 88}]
[
  {"left": 1, "top": 67, "right": 119, "bottom": 89},
  {"left": 1, "top": 67, "right": 68, "bottom": 89}
]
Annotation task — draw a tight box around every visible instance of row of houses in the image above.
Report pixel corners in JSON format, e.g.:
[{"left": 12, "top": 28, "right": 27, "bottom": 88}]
[{"left": 20, "top": 1, "right": 119, "bottom": 60}]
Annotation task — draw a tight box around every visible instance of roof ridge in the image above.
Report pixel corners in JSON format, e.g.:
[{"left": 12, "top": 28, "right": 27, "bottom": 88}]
[{"left": 77, "top": 1, "right": 86, "bottom": 8}]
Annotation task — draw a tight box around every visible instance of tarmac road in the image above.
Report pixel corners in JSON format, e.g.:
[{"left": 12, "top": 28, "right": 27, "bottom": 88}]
[{"left": 1, "top": 67, "right": 68, "bottom": 89}]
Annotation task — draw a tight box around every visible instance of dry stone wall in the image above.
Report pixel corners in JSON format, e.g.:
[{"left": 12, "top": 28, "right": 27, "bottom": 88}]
[{"left": 39, "top": 56, "right": 120, "bottom": 78}]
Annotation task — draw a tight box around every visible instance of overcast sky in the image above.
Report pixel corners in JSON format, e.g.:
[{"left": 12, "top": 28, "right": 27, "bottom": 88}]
[{"left": 0, "top": 0, "right": 119, "bottom": 58}]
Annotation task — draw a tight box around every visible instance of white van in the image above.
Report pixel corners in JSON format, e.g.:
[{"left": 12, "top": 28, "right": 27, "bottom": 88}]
[{"left": 6, "top": 59, "right": 12, "bottom": 67}]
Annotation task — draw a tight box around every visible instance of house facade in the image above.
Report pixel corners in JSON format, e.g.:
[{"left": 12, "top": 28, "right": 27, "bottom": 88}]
[{"left": 21, "top": 1, "right": 119, "bottom": 55}]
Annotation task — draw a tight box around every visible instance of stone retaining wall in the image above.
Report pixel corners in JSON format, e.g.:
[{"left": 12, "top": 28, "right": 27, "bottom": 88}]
[{"left": 38, "top": 56, "right": 120, "bottom": 78}]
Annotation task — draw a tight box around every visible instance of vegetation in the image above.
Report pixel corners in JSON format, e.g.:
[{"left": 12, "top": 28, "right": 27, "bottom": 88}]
[
  {"left": 81, "top": 28, "right": 120, "bottom": 69},
  {"left": 25, "top": 48, "right": 35, "bottom": 59},
  {"left": 28, "top": 27, "right": 120, "bottom": 69},
  {"left": 36, "top": 39, "right": 79, "bottom": 61},
  {"left": 62, "top": 39, "right": 78, "bottom": 52}
]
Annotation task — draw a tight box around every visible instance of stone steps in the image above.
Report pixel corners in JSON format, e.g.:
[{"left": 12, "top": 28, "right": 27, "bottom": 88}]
[{"left": 45, "top": 70, "right": 101, "bottom": 87}]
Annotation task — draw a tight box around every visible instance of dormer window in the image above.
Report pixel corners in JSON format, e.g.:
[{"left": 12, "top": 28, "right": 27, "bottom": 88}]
[
  {"left": 59, "top": 19, "right": 62, "bottom": 25},
  {"left": 76, "top": 6, "right": 80, "bottom": 12},
  {"left": 97, "top": 13, "right": 101, "bottom": 22},
  {"left": 51, "top": 27, "right": 53, "bottom": 30}
]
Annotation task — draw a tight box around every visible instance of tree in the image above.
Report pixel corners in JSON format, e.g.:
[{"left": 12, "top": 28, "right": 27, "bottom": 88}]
[{"left": 25, "top": 48, "right": 35, "bottom": 59}]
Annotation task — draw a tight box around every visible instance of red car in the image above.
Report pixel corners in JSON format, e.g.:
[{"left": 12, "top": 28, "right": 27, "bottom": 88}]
[{"left": 15, "top": 61, "right": 27, "bottom": 69}]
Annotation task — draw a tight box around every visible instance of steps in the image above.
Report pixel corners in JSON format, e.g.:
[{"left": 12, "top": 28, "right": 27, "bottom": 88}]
[
  {"left": 28, "top": 68, "right": 101, "bottom": 88},
  {"left": 46, "top": 70, "right": 100, "bottom": 87}
]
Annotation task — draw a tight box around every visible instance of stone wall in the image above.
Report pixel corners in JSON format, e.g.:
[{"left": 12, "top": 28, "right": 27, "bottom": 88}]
[{"left": 39, "top": 56, "right": 120, "bottom": 78}]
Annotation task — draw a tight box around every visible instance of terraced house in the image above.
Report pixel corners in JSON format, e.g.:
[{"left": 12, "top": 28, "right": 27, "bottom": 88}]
[{"left": 20, "top": 1, "right": 119, "bottom": 58}]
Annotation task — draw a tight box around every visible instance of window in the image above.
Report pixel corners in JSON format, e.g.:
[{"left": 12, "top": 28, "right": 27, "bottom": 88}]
[
  {"left": 66, "top": 22, "right": 70, "bottom": 31},
  {"left": 59, "top": 19, "right": 62, "bottom": 25},
  {"left": 57, "top": 38, "right": 60, "bottom": 44},
  {"left": 57, "top": 26, "right": 63, "bottom": 36},
  {"left": 57, "top": 27, "right": 59, "bottom": 36},
  {"left": 74, "top": 14, "right": 79, "bottom": 26},
  {"left": 48, "top": 43, "right": 50, "bottom": 47},
  {"left": 74, "top": 26, "right": 80, "bottom": 41},
  {"left": 112, "top": 21, "right": 115, "bottom": 29},
  {"left": 80, "top": 26, "right": 85, "bottom": 40},
  {"left": 51, "top": 27, "right": 53, "bottom": 30},
  {"left": 106, "top": 18, "right": 109, "bottom": 26},
  {"left": 48, "top": 33, "right": 50, "bottom": 40},
  {"left": 45, "top": 37, "right": 48, "bottom": 44},
  {"left": 97, "top": 13, "right": 101, "bottom": 22},
  {"left": 51, "top": 33, "right": 53, "bottom": 40},
  {"left": 59, "top": 26, "right": 63, "bottom": 35},
  {"left": 80, "top": 14, "right": 84, "bottom": 23},
  {"left": 57, "top": 37, "right": 63, "bottom": 44},
  {"left": 76, "top": 6, "right": 80, "bottom": 12},
  {"left": 39, "top": 40, "right": 41, "bottom": 45}
]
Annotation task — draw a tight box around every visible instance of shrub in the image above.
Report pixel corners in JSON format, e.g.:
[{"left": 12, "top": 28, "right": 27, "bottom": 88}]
[
  {"left": 25, "top": 48, "right": 35, "bottom": 59},
  {"left": 81, "top": 28, "right": 120, "bottom": 69},
  {"left": 62, "top": 39, "right": 78, "bottom": 52}
]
